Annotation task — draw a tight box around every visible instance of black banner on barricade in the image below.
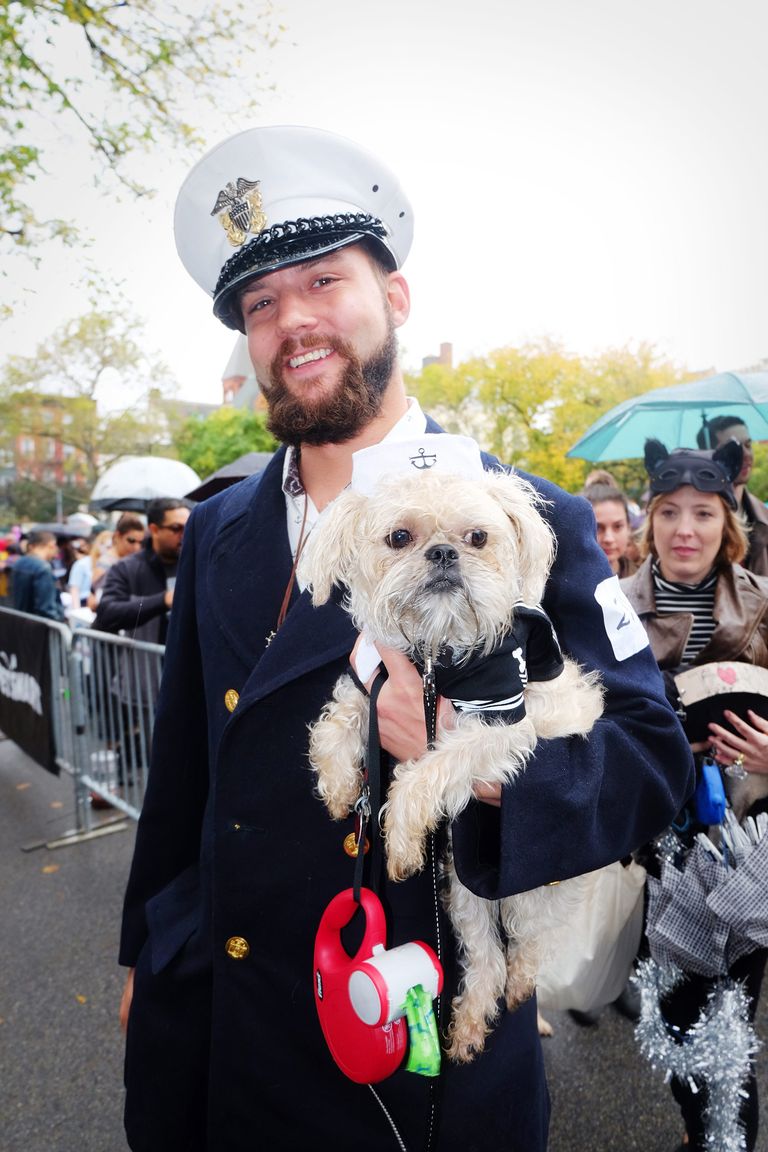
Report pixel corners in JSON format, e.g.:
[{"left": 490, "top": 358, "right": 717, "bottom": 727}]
[{"left": 0, "top": 612, "right": 58, "bottom": 774}]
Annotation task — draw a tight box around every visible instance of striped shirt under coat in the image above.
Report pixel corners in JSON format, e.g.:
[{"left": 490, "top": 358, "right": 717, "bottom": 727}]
[{"left": 621, "top": 557, "right": 768, "bottom": 671}]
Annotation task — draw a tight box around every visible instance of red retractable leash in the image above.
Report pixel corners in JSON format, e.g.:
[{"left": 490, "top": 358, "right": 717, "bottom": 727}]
[{"left": 313, "top": 666, "right": 443, "bottom": 1084}]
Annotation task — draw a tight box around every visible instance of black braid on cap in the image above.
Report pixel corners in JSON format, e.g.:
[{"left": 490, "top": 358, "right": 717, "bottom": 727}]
[{"left": 213, "top": 213, "right": 390, "bottom": 299}]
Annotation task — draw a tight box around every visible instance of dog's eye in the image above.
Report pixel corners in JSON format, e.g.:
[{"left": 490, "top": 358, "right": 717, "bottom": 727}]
[
  {"left": 464, "top": 529, "right": 488, "bottom": 549},
  {"left": 385, "top": 529, "right": 413, "bottom": 550}
]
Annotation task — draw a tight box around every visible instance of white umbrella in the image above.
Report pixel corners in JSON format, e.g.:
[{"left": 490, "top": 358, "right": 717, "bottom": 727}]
[{"left": 90, "top": 456, "right": 201, "bottom": 512}]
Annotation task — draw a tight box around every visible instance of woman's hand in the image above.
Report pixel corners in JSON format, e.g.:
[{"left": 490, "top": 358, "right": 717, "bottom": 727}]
[
  {"left": 350, "top": 639, "right": 500, "bottom": 806},
  {"left": 708, "top": 709, "right": 768, "bottom": 776}
]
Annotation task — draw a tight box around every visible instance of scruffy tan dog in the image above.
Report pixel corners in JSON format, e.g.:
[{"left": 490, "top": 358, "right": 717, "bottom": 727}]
[{"left": 301, "top": 464, "right": 603, "bottom": 1061}]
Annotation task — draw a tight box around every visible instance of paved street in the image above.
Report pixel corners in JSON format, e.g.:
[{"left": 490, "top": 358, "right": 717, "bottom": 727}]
[{"left": 0, "top": 734, "right": 765, "bottom": 1152}]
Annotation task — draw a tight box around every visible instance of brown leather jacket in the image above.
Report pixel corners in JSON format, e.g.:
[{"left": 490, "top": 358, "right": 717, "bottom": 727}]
[
  {"left": 621, "top": 557, "right": 768, "bottom": 672},
  {"left": 743, "top": 490, "right": 768, "bottom": 577}
]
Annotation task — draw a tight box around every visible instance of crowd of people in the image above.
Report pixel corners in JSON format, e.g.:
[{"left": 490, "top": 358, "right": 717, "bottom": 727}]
[
  {"left": 3, "top": 123, "right": 766, "bottom": 1152},
  {"left": 3, "top": 503, "right": 189, "bottom": 632}
]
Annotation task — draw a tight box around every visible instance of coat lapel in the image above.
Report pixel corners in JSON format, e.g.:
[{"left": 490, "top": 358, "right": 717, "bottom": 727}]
[
  {"left": 206, "top": 456, "right": 291, "bottom": 668},
  {"left": 206, "top": 451, "right": 357, "bottom": 702}
]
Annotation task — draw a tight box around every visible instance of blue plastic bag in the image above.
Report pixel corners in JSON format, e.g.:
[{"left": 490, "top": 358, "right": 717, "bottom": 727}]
[{"left": 693, "top": 757, "right": 726, "bottom": 825}]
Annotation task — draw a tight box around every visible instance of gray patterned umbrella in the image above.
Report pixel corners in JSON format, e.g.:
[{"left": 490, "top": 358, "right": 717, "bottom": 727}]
[{"left": 646, "top": 811, "right": 768, "bottom": 976}]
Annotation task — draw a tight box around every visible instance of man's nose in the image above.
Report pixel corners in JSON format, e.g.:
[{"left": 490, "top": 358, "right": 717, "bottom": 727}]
[
  {"left": 275, "top": 291, "right": 318, "bottom": 335},
  {"left": 425, "top": 544, "right": 459, "bottom": 568}
]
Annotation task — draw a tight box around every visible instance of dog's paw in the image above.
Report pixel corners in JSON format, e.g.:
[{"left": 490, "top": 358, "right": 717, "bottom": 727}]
[
  {"left": 383, "top": 815, "right": 428, "bottom": 880},
  {"left": 505, "top": 973, "right": 536, "bottom": 1012},
  {"left": 320, "top": 788, "right": 357, "bottom": 822},
  {"left": 537, "top": 1010, "right": 554, "bottom": 1038},
  {"left": 381, "top": 773, "right": 434, "bottom": 879},
  {"left": 309, "top": 746, "right": 360, "bottom": 819},
  {"left": 445, "top": 1000, "right": 494, "bottom": 1063}
]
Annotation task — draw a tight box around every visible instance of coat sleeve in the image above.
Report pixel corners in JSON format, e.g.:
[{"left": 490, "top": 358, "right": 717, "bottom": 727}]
[
  {"left": 119, "top": 509, "right": 210, "bottom": 966},
  {"left": 94, "top": 557, "right": 167, "bottom": 634},
  {"left": 34, "top": 567, "right": 65, "bottom": 621},
  {"left": 452, "top": 481, "right": 695, "bottom": 900}
]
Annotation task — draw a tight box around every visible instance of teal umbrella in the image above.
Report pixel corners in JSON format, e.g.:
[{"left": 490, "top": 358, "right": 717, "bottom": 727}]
[{"left": 567, "top": 372, "right": 768, "bottom": 463}]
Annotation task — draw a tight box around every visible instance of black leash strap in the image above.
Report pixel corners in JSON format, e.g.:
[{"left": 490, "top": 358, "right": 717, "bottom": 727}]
[
  {"left": 350, "top": 656, "right": 438, "bottom": 901},
  {"left": 353, "top": 669, "right": 387, "bottom": 904}
]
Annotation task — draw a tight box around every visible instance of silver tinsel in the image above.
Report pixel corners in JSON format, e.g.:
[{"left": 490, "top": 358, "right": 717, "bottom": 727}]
[{"left": 634, "top": 958, "right": 760, "bottom": 1152}]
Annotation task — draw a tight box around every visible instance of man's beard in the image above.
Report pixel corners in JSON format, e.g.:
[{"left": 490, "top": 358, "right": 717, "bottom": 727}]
[{"left": 261, "top": 320, "right": 398, "bottom": 447}]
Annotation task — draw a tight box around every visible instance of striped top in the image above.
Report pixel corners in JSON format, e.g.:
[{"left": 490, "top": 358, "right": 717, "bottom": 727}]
[{"left": 652, "top": 561, "right": 718, "bottom": 663}]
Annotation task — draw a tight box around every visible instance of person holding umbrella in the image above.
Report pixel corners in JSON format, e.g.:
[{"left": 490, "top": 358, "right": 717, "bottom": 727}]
[
  {"left": 697, "top": 413, "right": 768, "bottom": 576},
  {"left": 622, "top": 438, "right": 768, "bottom": 1152}
]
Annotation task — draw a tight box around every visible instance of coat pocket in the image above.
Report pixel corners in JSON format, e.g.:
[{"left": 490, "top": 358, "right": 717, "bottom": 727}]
[{"left": 145, "top": 863, "right": 201, "bottom": 975}]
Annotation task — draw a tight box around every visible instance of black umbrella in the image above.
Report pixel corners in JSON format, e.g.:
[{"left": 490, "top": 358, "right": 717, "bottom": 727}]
[
  {"left": 185, "top": 452, "right": 273, "bottom": 502},
  {"left": 27, "top": 522, "right": 88, "bottom": 540}
]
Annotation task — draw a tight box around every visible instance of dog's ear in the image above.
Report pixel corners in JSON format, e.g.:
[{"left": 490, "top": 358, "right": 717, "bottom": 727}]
[
  {"left": 299, "top": 489, "right": 368, "bottom": 605},
  {"left": 484, "top": 470, "right": 555, "bottom": 604}
]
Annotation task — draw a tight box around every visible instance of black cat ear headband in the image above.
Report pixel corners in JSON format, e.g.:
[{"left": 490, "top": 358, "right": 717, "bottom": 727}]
[{"left": 644, "top": 438, "right": 743, "bottom": 510}]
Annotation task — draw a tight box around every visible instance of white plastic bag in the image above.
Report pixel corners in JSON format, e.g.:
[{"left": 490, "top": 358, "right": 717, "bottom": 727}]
[{"left": 536, "top": 859, "right": 646, "bottom": 1012}]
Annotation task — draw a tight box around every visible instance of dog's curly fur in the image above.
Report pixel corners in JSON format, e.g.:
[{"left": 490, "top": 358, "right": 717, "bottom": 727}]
[{"left": 300, "top": 468, "right": 604, "bottom": 1061}]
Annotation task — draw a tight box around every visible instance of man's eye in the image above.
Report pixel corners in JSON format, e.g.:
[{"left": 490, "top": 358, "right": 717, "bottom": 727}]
[
  {"left": 385, "top": 529, "right": 413, "bottom": 549},
  {"left": 313, "top": 276, "right": 336, "bottom": 287},
  {"left": 243, "top": 296, "right": 271, "bottom": 316},
  {"left": 464, "top": 529, "right": 488, "bottom": 548}
]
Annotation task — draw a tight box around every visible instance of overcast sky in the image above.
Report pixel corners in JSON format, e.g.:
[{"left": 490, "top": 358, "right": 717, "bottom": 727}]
[{"left": 4, "top": 0, "right": 767, "bottom": 408}]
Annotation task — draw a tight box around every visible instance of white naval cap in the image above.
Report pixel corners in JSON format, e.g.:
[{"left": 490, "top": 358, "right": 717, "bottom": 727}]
[
  {"left": 351, "top": 435, "right": 486, "bottom": 497},
  {"left": 174, "top": 125, "right": 413, "bottom": 333}
]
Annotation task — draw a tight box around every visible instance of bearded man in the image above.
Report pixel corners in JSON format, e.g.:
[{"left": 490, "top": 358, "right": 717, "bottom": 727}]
[{"left": 118, "top": 126, "right": 693, "bottom": 1152}]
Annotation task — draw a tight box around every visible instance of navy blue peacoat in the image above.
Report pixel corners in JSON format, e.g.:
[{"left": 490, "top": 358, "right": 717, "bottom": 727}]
[{"left": 120, "top": 441, "right": 694, "bottom": 1152}]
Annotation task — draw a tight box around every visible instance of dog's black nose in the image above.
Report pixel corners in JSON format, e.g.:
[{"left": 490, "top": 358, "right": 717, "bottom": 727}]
[{"left": 425, "top": 544, "right": 459, "bottom": 568}]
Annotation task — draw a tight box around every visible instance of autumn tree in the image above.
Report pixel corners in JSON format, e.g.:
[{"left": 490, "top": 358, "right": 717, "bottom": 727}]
[
  {"left": 0, "top": 0, "right": 278, "bottom": 251},
  {"left": 747, "top": 445, "right": 768, "bottom": 503},
  {"left": 174, "top": 406, "right": 277, "bottom": 478},
  {"left": 0, "top": 305, "right": 177, "bottom": 490},
  {"left": 406, "top": 340, "right": 687, "bottom": 494}
]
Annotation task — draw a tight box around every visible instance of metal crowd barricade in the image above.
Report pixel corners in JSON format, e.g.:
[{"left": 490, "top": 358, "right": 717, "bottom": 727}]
[
  {"left": 69, "top": 627, "right": 165, "bottom": 822},
  {"left": 0, "top": 603, "right": 74, "bottom": 765},
  {"left": 0, "top": 606, "right": 163, "bottom": 841}
]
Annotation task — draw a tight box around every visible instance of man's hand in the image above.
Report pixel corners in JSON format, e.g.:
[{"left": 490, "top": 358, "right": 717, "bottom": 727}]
[
  {"left": 350, "top": 639, "right": 501, "bottom": 807},
  {"left": 120, "top": 967, "right": 135, "bottom": 1033},
  {"left": 164, "top": 588, "right": 174, "bottom": 610}
]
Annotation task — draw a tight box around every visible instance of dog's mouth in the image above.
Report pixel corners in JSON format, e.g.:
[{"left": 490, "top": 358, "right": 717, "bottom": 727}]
[{"left": 423, "top": 571, "right": 464, "bottom": 594}]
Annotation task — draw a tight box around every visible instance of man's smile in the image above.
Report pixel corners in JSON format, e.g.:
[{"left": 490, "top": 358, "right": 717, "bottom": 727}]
[{"left": 288, "top": 347, "right": 334, "bottom": 370}]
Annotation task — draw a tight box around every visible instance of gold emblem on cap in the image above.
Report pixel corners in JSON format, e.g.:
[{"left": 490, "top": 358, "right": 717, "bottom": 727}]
[
  {"left": 224, "top": 689, "right": 239, "bottom": 712},
  {"left": 343, "top": 832, "right": 370, "bottom": 858},
  {"left": 211, "top": 177, "right": 267, "bottom": 247}
]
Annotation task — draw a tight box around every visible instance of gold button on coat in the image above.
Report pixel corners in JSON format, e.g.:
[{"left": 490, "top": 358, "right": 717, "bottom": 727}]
[
  {"left": 224, "top": 689, "right": 239, "bottom": 712},
  {"left": 343, "top": 832, "right": 370, "bottom": 858},
  {"left": 225, "top": 935, "right": 250, "bottom": 960}
]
